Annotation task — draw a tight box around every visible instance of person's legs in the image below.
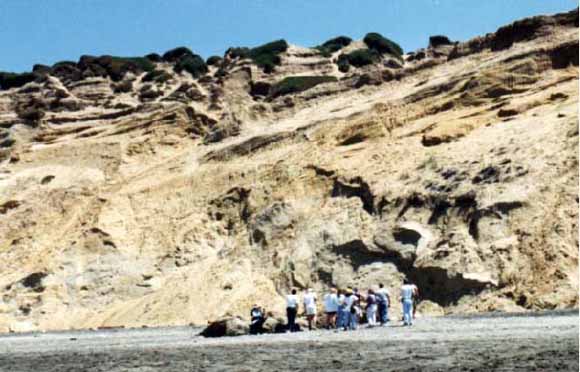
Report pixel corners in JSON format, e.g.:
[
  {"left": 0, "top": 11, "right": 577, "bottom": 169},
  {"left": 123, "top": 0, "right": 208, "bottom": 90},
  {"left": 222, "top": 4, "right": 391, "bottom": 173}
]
[
  {"left": 366, "top": 307, "right": 373, "bottom": 327},
  {"left": 350, "top": 310, "right": 358, "bottom": 330},
  {"left": 338, "top": 308, "right": 346, "bottom": 330},
  {"left": 347, "top": 311, "right": 352, "bottom": 330},
  {"left": 403, "top": 300, "right": 412, "bottom": 325},
  {"left": 307, "top": 314, "right": 313, "bottom": 330},
  {"left": 287, "top": 307, "right": 296, "bottom": 332},
  {"left": 259, "top": 318, "right": 266, "bottom": 334},
  {"left": 345, "top": 311, "right": 352, "bottom": 330},
  {"left": 378, "top": 303, "right": 386, "bottom": 324}
]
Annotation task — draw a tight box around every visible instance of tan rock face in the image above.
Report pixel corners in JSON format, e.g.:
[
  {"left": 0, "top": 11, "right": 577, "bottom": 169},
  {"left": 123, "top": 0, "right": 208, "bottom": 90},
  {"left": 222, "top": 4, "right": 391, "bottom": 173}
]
[{"left": 0, "top": 11, "right": 577, "bottom": 332}]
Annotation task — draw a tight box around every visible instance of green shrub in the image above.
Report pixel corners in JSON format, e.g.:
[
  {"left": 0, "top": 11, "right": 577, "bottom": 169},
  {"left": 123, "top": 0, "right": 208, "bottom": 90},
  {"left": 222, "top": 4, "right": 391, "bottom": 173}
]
[
  {"left": 0, "top": 72, "right": 37, "bottom": 90},
  {"left": 363, "top": 32, "right": 403, "bottom": 59},
  {"left": 162, "top": 47, "right": 194, "bottom": 62},
  {"left": 226, "top": 47, "right": 250, "bottom": 59},
  {"left": 106, "top": 57, "right": 155, "bottom": 81},
  {"left": 32, "top": 64, "right": 51, "bottom": 74},
  {"left": 249, "top": 39, "right": 288, "bottom": 72},
  {"left": 142, "top": 69, "right": 172, "bottom": 83},
  {"left": 429, "top": 35, "right": 452, "bottom": 48},
  {"left": 315, "top": 36, "right": 352, "bottom": 57},
  {"left": 337, "top": 59, "right": 350, "bottom": 72},
  {"left": 113, "top": 57, "right": 154, "bottom": 72},
  {"left": 250, "top": 39, "right": 288, "bottom": 57},
  {"left": 337, "top": 49, "right": 381, "bottom": 71},
  {"left": 206, "top": 55, "right": 223, "bottom": 66},
  {"left": 174, "top": 54, "right": 208, "bottom": 78},
  {"left": 269, "top": 75, "right": 337, "bottom": 98},
  {"left": 145, "top": 53, "right": 162, "bottom": 62},
  {"left": 227, "top": 39, "right": 288, "bottom": 73}
]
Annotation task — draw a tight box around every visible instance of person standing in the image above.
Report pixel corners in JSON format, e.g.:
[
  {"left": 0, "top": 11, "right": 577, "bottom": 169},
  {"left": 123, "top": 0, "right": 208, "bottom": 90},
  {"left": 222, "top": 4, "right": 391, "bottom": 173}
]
[
  {"left": 400, "top": 279, "right": 417, "bottom": 326},
  {"left": 303, "top": 288, "right": 318, "bottom": 331},
  {"left": 336, "top": 289, "right": 347, "bottom": 330},
  {"left": 351, "top": 288, "right": 361, "bottom": 330},
  {"left": 365, "top": 289, "right": 378, "bottom": 327},
  {"left": 376, "top": 283, "right": 390, "bottom": 326},
  {"left": 411, "top": 282, "right": 419, "bottom": 320},
  {"left": 286, "top": 289, "right": 299, "bottom": 332},
  {"left": 345, "top": 288, "right": 359, "bottom": 330},
  {"left": 323, "top": 287, "right": 339, "bottom": 329}
]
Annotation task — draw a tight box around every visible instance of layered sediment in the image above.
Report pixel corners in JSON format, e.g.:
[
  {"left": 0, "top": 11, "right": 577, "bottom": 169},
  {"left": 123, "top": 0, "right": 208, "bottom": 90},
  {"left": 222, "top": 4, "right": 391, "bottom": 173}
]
[{"left": 0, "top": 9, "right": 577, "bottom": 332}]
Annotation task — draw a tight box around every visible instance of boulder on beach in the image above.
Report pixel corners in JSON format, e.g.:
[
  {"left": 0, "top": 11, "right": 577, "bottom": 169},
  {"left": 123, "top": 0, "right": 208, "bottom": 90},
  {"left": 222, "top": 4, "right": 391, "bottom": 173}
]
[{"left": 199, "top": 316, "right": 249, "bottom": 338}]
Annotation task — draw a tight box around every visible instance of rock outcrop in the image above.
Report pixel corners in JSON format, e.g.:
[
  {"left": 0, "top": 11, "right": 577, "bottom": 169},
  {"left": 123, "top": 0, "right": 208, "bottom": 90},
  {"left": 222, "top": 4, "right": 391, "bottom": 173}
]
[{"left": 0, "top": 9, "right": 577, "bottom": 333}]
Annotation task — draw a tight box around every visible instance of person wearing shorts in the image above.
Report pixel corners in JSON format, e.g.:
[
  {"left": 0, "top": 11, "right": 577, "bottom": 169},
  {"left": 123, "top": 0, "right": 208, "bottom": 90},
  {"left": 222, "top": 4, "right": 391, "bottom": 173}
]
[
  {"left": 303, "top": 288, "right": 317, "bottom": 331},
  {"left": 323, "top": 287, "right": 339, "bottom": 329}
]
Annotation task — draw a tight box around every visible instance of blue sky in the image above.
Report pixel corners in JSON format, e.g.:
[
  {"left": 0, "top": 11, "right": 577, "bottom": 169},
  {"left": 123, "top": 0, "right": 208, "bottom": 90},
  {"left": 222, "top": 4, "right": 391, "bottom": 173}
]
[{"left": 0, "top": 0, "right": 575, "bottom": 72}]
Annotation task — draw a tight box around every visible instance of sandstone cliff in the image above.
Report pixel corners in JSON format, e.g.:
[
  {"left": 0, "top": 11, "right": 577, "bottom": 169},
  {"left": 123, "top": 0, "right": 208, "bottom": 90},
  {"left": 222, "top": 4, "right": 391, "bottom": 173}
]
[{"left": 0, "top": 10, "right": 577, "bottom": 332}]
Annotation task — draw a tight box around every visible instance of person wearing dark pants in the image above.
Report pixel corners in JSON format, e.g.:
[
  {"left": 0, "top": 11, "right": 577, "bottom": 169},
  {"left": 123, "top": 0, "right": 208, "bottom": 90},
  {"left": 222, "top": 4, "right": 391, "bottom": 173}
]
[
  {"left": 286, "top": 289, "right": 299, "bottom": 332},
  {"left": 249, "top": 305, "right": 266, "bottom": 335}
]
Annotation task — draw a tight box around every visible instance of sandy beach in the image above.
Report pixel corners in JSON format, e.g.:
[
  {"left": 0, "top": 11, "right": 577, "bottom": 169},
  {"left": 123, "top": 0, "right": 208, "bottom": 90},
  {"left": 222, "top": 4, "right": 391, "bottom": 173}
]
[{"left": 0, "top": 310, "right": 577, "bottom": 371}]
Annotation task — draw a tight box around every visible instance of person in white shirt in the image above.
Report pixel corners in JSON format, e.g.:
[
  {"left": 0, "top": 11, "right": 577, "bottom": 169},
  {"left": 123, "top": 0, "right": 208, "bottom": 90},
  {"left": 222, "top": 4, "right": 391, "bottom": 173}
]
[
  {"left": 400, "top": 278, "right": 417, "bottom": 326},
  {"left": 303, "top": 288, "right": 317, "bottom": 330},
  {"left": 376, "top": 283, "right": 390, "bottom": 326},
  {"left": 286, "top": 289, "right": 299, "bottom": 332},
  {"left": 323, "top": 287, "right": 339, "bottom": 329},
  {"left": 365, "top": 289, "right": 378, "bottom": 327},
  {"left": 336, "top": 290, "right": 347, "bottom": 330},
  {"left": 344, "top": 288, "right": 359, "bottom": 330}
]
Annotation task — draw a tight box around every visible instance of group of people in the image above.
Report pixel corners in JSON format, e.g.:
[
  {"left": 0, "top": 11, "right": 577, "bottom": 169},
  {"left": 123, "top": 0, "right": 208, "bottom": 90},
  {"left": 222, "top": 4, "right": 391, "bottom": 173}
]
[{"left": 284, "top": 279, "right": 419, "bottom": 332}]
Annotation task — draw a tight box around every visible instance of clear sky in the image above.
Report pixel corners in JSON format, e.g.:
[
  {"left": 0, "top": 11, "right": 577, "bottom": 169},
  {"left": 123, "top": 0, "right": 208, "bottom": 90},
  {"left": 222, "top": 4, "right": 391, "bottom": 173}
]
[{"left": 0, "top": 0, "right": 576, "bottom": 72}]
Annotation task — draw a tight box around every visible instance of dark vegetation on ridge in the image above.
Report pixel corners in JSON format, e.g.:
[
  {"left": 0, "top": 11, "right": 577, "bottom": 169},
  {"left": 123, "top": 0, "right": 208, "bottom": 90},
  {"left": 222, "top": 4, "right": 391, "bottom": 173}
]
[
  {"left": 429, "top": 35, "right": 453, "bottom": 48},
  {"left": 337, "top": 49, "right": 381, "bottom": 72},
  {"left": 0, "top": 55, "right": 156, "bottom": 89},
  {"left": 226, "top": 39, "right": 289, "bottom": 73},
  {"left": 162, "top": 47, "right": 208, "bottom": 78},
  {"left": 0, "top": 72, "right": 37, "bottom": 90},
  {"left": 363, "top": 32, "right": 404, "bottom": 58},
  {"left": 0, "top": 32, "right": 403, "bottom": 90},
  {"left": 4, "top": 8, "right": 575, "bottom": 91},
  {"left": 206, "top": 56, "right": 223, "bottom": 66},
  {"left": 335, "top": 32, "right": 403, "bottom": 72},
  {"left": 142, "top": 69, "right": 172, "bottom": 84},
  {"left": 315, "top": 36, "right": 352, "bottom": 57},
  {"left": 269, "top": 75, "right": 338, "bottom": 98}
]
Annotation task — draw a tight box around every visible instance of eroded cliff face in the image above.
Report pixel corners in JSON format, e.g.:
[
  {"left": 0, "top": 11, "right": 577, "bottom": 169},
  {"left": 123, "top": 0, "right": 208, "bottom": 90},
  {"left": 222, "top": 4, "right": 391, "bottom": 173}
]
[{"left": 0, "top": 10, "right": 577, "bottom": 332}]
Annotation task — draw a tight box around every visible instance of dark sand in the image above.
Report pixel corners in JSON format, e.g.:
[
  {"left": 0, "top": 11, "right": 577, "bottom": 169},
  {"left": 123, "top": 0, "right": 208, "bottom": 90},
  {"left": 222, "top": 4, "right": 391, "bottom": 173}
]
[{"left": 0, "top": 310, "right": 577, "bottom": 371}]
